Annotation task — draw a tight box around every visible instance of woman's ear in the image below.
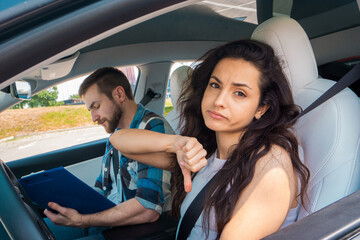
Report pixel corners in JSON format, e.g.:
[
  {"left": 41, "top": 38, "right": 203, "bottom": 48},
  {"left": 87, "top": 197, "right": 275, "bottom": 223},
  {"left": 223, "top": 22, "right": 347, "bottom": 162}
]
[
  {"left": 255, "top": 105, "right": 269, "bottom": 120},
  {"left": 113, "top": 86, "right": 126, "bottom": 103}
]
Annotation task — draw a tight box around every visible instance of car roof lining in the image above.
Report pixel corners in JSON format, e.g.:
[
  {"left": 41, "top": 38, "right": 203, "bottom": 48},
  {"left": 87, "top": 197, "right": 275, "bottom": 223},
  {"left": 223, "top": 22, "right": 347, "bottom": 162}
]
[
  {"left": 0, "top": 0, "right": 196, "bottom": 89},
  {"left": 0, "top": 0, "right": 359, "bottom": 112},
  {"left": 2, "top": 0, "right": 359, "bottom": 88},
  {"left": 81, "top": 5, "right": 256, "bottom": 54}
]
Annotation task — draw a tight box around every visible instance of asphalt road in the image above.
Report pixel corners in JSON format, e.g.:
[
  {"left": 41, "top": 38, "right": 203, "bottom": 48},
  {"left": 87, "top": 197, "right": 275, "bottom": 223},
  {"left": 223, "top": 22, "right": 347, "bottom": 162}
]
[{"left": 0, "top": 126, "right": 109, "bottom": 162}]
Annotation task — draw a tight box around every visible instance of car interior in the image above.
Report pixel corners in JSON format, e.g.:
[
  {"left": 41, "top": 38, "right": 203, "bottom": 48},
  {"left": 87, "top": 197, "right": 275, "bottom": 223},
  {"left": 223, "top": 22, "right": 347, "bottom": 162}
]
[
  {"left": 165, "top": 65, "right": 193, "bottom": 134},
  {"left": 252, "top": 15, "right": 360, "bottom": 220},
  {"left": 0, "top": 0, "right": 360, "bottom": 239}
]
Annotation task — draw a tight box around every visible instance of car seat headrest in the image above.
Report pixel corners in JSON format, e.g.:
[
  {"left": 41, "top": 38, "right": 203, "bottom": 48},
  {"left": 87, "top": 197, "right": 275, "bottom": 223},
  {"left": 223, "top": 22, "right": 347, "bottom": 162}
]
[
  {"left": 251, "top": 16, "right": 318, "bottom": 94},
  {"left": 170, "top": 65, "right": 192, "bottom": 109}
]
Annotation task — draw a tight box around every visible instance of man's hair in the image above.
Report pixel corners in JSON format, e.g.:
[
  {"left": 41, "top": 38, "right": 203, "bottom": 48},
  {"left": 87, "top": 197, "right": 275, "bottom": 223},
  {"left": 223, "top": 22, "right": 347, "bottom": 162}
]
[{"left": 79, "top": 67, "right": 134, "bottom": 100}]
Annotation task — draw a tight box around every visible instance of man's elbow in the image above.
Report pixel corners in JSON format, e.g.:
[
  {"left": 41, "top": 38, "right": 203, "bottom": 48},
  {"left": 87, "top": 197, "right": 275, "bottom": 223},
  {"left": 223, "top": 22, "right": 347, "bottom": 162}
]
[{"left": 143, "top": 209, "right": 160, "bottom": 223}]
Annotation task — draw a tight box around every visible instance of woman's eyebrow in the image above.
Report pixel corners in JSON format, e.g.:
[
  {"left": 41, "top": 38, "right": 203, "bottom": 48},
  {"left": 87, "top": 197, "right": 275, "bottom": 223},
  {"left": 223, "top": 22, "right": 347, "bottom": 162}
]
[
  {"left": 211, "top": 75, "right": 252, "bottom": 89},
  {"left": 232, "top": 82, "right": 252, "bottom": 89},
  {"left": 210, "top": 75, "right": 222, "bottom": 83}
]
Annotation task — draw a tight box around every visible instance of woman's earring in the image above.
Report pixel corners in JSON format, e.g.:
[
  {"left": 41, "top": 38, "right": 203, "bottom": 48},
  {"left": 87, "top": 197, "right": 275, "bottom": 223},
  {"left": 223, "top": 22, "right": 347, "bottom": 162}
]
[{"left": 255, "top": 106, "right": 269, "bottom": 120}]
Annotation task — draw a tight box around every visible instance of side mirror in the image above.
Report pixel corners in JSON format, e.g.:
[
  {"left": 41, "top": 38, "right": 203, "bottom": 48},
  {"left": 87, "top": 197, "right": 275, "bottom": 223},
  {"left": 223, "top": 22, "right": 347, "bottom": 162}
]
[{"left": 10, "top": 81, "right": 32, "bottom": 100}]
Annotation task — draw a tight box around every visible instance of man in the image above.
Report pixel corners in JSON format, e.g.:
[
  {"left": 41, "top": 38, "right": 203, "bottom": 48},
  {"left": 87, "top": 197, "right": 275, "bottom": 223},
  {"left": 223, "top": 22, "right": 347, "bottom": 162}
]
[{"left": 44, "top": 67, "right": 173, "bottom": 239}]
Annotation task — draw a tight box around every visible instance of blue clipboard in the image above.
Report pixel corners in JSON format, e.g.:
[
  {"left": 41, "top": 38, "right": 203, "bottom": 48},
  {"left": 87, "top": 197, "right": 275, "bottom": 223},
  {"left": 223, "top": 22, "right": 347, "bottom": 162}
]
[{"left": 19, "top": 166, "right": 116, "bottom": 214}]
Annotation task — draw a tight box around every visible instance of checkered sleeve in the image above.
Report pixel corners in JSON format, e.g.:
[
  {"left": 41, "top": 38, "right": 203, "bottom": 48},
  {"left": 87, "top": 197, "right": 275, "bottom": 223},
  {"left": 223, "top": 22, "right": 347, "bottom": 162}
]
[
  {"left": 135, "top": 118, "right": 172, "bottom": 214},
  {"left": 94, "top": 174, "right": 104, "bottom": 194}
]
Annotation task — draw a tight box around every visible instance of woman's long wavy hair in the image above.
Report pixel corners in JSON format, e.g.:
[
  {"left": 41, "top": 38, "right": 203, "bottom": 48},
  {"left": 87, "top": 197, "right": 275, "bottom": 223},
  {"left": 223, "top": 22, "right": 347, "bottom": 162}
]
[{"left": 171, "top": 39, "right": 310, "bottom": 238}]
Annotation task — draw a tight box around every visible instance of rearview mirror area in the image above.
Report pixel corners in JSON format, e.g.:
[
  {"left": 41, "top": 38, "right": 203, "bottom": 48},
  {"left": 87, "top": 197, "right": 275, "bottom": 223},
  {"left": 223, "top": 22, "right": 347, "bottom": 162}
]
[{"left": 10, "top": 81, "right": 32, "bottom": 100}]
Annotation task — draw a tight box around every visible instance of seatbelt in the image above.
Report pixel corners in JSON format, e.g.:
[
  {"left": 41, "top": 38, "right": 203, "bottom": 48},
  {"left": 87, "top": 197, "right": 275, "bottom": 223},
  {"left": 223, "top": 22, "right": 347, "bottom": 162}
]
[
  {"left": 112, "top": 149, "right": 119, "bottom": 182},
  {"left": 112, "top": 149, "right": 126, "bottom": 201},
  {"left": 139, "top": 88, "right": 161, "bottom": 106},
  {"left": 298, "top": 62, "right": 360, "bottom": 118},
  {"left": 176, "top": 62, "right": 360, "bottom": 240},
  {"left": 111, "top": 112, "right": 173, "bottom": 203},
  {"left": 177, "top": 174, "right": 218, "bottom": 240}
]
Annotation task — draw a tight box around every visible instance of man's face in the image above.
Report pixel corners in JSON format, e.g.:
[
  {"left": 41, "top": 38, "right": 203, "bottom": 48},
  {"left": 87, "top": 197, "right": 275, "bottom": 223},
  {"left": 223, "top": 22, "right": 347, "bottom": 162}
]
[{"left": 83, "top": 84, "right": 123, "bottom": 133}]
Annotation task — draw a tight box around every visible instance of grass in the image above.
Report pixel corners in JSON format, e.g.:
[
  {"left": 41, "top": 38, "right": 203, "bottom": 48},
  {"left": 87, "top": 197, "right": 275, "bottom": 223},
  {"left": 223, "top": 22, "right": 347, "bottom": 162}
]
[
  {"left": 164, "top": 98, "right": 173, "bottom": 116},
  {"left": 164, "top": 106, "right": 173, "bottom": 116},
  {"left": 0, "top": 105, "right": 95, "bottom": 140},
  {"left": 0, "top": 99, "right": 175, "bottom": 140},
  {"left": 39, "top": 106, "right": 94, "bottom": 131}
]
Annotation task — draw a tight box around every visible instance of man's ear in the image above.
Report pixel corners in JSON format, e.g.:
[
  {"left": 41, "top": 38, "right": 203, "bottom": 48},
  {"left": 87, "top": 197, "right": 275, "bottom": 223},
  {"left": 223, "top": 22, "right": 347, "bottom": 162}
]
[
  {"left": 255, "top": 105, "right": 269, "bottom": 120},
  {"left": 113, "top": 86, "right": 126, "bottom": 103}
]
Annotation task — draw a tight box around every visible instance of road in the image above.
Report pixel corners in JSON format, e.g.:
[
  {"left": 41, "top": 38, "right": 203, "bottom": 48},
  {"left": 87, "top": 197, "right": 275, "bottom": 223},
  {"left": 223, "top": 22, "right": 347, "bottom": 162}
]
[{"left": 0, "top": 126, "right": 109, "bottom": 162}]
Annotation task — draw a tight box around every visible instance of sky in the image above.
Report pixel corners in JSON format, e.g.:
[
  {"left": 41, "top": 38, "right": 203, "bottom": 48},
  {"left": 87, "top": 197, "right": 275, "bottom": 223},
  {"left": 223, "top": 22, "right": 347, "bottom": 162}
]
[
  {"left": 56, "top": 76, "right": 87, "bottom": 101},
  {"left": 55, "top": 62, "right": 193, "bottom": 102}
]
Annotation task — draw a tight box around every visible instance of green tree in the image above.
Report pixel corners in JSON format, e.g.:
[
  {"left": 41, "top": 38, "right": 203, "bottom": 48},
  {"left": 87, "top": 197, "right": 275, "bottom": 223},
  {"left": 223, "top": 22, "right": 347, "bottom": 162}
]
[
  {"left": 28, "top": 87, "right": 59, "bottom": 107},
  {"left": 11, "top": 101, "right": 27, "bottom": 109},
  {"left": 70, "top": 94, "right": 79, "bottom": 99},
  {"left": 11, "top": 86, "right": 60, "bottom": 108}
]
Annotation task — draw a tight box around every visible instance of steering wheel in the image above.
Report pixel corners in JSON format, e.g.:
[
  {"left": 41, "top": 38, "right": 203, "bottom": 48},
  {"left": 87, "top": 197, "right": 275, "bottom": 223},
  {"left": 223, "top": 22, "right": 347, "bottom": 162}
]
[{"left": 0, "top": 160, "right": 55, "bottom": 240}]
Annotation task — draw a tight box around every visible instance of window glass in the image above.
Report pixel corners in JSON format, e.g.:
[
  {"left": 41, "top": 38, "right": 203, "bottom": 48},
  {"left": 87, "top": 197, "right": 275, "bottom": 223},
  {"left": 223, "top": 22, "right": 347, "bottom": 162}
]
[
  {"left": 0, "top": 66, "right": 139, "bottom": 162},
  {"left": 119, "top": 66, "right": 139, "bottom": 94},
  {"left": 272, "top": 0, "right": 359, "bottom": 39},
  {"left": 318, "top": 57, "right": 360, "bottom": 97},
  {"left": 0, "top": 0, "right": 26, "bottom": 10},
  {"left": 199, "top": 0, "right": 257, "bottom": 24}
]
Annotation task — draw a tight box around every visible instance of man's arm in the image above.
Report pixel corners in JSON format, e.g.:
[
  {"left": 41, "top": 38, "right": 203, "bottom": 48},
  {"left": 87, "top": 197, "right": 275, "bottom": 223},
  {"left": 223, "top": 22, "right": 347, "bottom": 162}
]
[
  {"left": 44, "top": 198, "right": 159, "bottom": 228},
  {"left": 110, "top": 128, "right": 207, "bottom": 192},
  {"left": 110, "top": 129, "right": 178, "bottom": 170},
  {"left": 110, "top": 129, "right": 207, "bottom": 172}
]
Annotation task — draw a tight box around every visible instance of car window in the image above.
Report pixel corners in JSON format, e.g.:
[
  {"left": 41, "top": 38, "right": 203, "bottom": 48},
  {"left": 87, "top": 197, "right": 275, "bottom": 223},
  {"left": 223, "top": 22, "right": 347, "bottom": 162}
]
[
  {"left": 318, "top": 56, "right": 360, "bottom": 96},
  {"left": 57, "top": 66, "right": 139, "bottom": 102},
  {"left": 0, "top": 0, "right": 99, "bottom": 43},
  {"left": 198, "top": 0, "right": 257, "bottom": 24},
  {"left": 272, "top": 0, "right": 359, "bottom": 39},
  {"left": 0, "top": 0, "right": 27, "bottom": 10},
  {"left": 0, "top": 66, "right": 139, "bottom": 162}
]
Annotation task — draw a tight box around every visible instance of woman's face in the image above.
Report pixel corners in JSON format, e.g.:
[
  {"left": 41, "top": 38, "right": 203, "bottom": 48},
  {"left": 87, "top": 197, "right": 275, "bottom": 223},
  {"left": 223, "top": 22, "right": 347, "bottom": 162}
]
[{"left": 201, "top": 57, "right": 267, "bottom": 135}]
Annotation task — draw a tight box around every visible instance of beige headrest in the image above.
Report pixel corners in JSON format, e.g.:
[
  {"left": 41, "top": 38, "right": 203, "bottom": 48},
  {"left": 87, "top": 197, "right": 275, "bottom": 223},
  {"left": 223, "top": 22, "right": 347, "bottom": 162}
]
[
  {"left": 170, "top": 66, "right": 192, "bottom": 108},
  {"left": 251, "top": 16, "right": 318, "bottom": 94}
]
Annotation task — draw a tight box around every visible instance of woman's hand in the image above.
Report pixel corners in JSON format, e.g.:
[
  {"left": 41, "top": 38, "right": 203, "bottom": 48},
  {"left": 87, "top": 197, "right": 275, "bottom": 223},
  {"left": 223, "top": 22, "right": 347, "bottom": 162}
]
[{"left": 172, "top": 136, "right": 207, "bottom": 192}]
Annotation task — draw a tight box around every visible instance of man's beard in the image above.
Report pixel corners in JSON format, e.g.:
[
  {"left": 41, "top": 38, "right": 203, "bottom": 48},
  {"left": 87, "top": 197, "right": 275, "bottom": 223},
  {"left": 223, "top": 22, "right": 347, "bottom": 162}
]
[{"left": 105, "top": 103, "right": 123, "bottom": 133}]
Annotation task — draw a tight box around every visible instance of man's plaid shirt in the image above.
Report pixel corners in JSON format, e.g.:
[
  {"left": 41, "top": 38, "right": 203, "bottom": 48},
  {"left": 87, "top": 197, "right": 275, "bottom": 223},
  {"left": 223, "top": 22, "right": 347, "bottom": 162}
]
[{"left": 94, "top": 104, "right": 173, "bottom": 214}]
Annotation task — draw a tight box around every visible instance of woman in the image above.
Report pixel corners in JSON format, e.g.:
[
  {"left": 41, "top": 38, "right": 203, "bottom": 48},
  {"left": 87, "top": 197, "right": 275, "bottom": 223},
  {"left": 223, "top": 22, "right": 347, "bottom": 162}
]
[{"left": 110, "top": 39, "right": 310, "bottom": 239}]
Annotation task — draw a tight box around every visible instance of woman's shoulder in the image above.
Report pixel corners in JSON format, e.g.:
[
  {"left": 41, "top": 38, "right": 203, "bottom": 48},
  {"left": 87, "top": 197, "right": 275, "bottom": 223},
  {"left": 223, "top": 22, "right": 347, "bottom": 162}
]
[{"left": 254, "top": 144, "right": 295, "bottom": 179}]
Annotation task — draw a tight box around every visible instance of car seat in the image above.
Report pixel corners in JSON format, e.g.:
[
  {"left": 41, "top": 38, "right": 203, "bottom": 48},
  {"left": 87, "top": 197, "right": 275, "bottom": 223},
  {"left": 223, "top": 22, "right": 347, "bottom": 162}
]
[
  {"left": 251, "top": 16, "right": 360, "bottom": 219},
  {"left": 166, "top": 66, "right": 193, "bottom": 134}
]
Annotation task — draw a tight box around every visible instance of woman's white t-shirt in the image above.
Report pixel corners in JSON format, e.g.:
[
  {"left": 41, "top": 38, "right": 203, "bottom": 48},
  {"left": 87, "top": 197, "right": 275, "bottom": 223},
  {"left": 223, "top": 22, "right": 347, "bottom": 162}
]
[{"left": 176, "top": 152, "right": 299, "bottom": 239}]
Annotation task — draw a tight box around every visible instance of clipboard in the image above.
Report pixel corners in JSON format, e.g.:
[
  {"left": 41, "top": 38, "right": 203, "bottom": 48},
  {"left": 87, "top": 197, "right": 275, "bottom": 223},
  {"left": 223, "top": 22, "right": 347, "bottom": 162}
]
[{"left": 18, "top": 166, "right": 116, "bottom": 214}]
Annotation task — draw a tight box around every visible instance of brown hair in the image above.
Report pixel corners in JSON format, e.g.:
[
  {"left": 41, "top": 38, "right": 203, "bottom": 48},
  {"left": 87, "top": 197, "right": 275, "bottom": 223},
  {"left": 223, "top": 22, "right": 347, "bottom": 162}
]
[
  {"left": 171, "top": 39, "right": 310, "bottom": 238},
  {"left": 79, "top": 67, "right": 134, "bottom": 100}
]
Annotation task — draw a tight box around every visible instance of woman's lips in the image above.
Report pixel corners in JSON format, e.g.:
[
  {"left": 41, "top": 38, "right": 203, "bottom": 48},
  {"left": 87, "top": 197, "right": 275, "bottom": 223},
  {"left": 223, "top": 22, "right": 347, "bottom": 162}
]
[{"left": 208, "top": 110, "right": 226, "bottom": 120}]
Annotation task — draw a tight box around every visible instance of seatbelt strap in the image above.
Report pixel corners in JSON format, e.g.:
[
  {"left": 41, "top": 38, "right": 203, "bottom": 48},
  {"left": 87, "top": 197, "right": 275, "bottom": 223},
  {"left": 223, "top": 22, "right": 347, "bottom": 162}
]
[
  {"left": 176, "top": 173, "right": 219, "bottom": 240},
  {"left": 139, "top": 88, "right": 161, "bottom": 106},
  {"left": 298, "top": 62, "right": 360, "bottom": 118},
  {"left": 111, "top": 113, "right": 157, "bottom": 183},
  {"left": 111, "top": 112, "right": 172, "bottom": 202},
  {"left": 177, "top": 62, "right": 360, "bottom": 239},
  {"left": 112, "top": 149, "right": 127, "bottom": 201},
  {"left": 112, "top": 149, "right": 119, "bottom": 182}
]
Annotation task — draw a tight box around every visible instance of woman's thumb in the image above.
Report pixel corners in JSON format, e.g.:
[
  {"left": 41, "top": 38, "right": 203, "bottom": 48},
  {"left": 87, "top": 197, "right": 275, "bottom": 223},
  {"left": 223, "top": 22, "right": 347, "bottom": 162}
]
[{"left": 182, "top": 168, "right": 192, "bottom": 192}]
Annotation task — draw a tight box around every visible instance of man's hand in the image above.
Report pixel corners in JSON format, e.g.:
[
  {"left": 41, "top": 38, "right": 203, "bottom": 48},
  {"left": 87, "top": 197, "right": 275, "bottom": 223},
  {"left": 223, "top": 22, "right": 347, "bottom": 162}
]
[
  {"left": 44, "top": 202, "right": 86, "bottom": 228},
  {"left": 174, "top": 136, "right": 207, "bottom": 192}
]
